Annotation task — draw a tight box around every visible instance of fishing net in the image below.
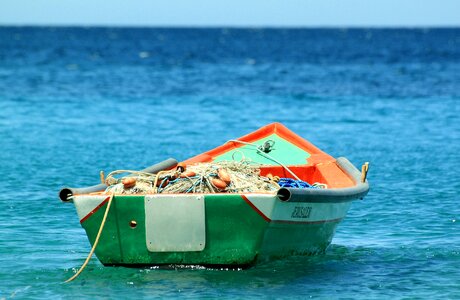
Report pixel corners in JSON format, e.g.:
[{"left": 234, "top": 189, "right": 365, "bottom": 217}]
[{"left": 104, "top": 161, "right": 280, "bottom": 195}]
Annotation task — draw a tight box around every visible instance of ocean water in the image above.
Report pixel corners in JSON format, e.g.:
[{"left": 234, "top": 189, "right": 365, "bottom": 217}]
[{"left": 0, "top": 27, "right": 459, "bottom": 299}]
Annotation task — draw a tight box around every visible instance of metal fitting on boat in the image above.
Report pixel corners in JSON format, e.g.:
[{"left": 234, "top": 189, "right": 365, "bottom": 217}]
[{"left": 277, "top": 187, "right": 292, "bottom": 201}]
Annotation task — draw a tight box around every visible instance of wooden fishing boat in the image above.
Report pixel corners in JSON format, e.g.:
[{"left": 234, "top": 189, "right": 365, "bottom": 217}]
[{"left": 60, "top": 123, "right": 369, "bottom": 267}]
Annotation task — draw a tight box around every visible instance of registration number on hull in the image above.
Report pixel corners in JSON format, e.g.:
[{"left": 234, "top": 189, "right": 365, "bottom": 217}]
[{"left": 291, "top": 206, "right": 312, "bottom": 219}]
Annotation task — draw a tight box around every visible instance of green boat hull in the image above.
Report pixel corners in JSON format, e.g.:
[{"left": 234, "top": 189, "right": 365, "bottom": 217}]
[{"left": 75, "top": 193, "right": 350, "bottom": 266}]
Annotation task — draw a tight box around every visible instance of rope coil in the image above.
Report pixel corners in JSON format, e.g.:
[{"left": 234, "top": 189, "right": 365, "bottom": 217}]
[
  {"left": 103, "top": 161, "right": 280, "bottom": 195},
  {"left": 101, "top": 139, "right": 309, "bottom": 195}
]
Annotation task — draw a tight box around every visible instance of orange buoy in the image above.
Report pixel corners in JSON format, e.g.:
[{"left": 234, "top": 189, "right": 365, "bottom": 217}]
[
  {"left": 211, "top": 178, "right": 228, "bottom": 190},
  {"left": 217, "top": 168, "right": 231, "bottom": 185},
  {"left": 122, "top": 177, "right": 136, "bottom": 189},
  {"left": 176, "top": 162, "right": 186, "bottom": 172},
  {"left": 180, "top": 170, "right": 197, "bottom": 178}
]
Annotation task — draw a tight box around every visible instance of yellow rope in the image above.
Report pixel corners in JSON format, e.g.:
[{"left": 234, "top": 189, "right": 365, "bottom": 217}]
[
  {"left": 65, "top": 194, "right": 114, "bottom": 283},
  {"left": 153, "top": 170, "right": 169, "bottom": 193}
]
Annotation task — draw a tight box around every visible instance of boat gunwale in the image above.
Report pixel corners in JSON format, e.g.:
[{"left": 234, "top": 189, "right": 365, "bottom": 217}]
[{"left": 276, "top": 157, "right": 369, "bottom": 203}]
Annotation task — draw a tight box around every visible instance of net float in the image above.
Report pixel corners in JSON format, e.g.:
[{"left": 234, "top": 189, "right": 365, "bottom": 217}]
[
  {"left": 211, "top": 178, "right": 227, "bottom": 190},
  {"left": 180, "top": 170, "right": 196, "bottom": 178},
  {"left": 122, "top": 177, "right": 136, "bottom": 189},
  {"left": 176, "top": 162, "right": 187, "bottom": 172},
  {"left": 156, "top": 178, "right": 169, "bottom": 188},
  {"left": 217, "top": 168, "right": 231, "bottom": 185}
]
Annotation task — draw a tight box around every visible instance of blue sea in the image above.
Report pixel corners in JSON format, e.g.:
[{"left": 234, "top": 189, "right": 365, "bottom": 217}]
[{"left": 0, "top": 27, "right": 459, "bottom": 299}]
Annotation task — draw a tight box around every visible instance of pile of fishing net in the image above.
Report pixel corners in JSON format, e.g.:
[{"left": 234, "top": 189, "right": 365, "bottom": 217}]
[{"left": 104, "top": 161, "right": 280, "bottom": 195}]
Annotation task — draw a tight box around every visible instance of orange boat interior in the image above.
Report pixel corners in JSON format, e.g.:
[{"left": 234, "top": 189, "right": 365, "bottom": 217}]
[
  {"left": 183, "top": 123, "right": 357, "bottom": 189},
  {"left": 258, "top": 165, "right": 355, "bottom": 189}
]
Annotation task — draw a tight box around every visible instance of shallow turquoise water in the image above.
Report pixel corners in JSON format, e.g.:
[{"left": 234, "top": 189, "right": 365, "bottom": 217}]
[{"left": 0, "top": 28, "right": 459, "bottom": 299}]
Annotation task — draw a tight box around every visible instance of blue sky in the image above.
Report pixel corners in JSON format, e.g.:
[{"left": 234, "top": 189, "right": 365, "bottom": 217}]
[{"left": 1, "top": 0, "right": 459, "bottom": 27}]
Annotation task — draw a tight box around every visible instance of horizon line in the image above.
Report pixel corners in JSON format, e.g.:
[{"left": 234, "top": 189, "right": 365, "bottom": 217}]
[{"left": 1, "top": 24, "right": 460, "bottom": 29}]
